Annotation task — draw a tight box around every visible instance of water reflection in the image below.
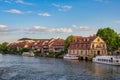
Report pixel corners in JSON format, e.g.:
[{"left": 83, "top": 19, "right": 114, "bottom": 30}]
[
  {"left": 0, "top": 54, "right": 120, "bottom": 80},
  {"left": 0, "top": 54, "right": 2, "bottom": 62},
  {"left": 91, "top": 63, "right": 120, "bottom": 80}
]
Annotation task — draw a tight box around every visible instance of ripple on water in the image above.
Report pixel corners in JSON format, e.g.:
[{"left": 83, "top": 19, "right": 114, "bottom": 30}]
[{"left": 0, "top": 54, "right": 120, "bottom": 80}]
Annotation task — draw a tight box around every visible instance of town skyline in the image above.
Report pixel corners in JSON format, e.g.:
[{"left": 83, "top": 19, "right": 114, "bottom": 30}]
[{"left": 0, "top": 0, "right": 120, "bottom": 42}]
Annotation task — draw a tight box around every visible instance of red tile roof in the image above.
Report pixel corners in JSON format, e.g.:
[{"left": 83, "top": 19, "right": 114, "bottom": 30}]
[
  {"left": 49, "top": 39, "right": 64, "bottom": 46},
  {"left": 68, "top": 35, "right": 97, "bottom": 50}
]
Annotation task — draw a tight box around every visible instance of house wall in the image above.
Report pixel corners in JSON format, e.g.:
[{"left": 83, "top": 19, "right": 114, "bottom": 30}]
[
  {"left": 90, "top": 37, "right": 107, "bottom": 56},
  {"left": 68, "top": 36, "right": 108, "bottom": 59}
]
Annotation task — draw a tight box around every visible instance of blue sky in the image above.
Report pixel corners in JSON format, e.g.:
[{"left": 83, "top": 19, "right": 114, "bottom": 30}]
[{"left": 0, "top": 0, "right": 120, "bottom": 42}]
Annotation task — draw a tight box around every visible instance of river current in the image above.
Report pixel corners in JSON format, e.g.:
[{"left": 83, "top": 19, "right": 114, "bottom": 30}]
[{"left": 0, "top": 54, "right": 120, "bottom": 80}]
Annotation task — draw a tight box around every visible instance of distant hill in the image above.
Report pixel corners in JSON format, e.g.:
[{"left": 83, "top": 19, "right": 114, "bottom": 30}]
[
  {"left": 18, "top": 38, "right": 32, "bottom": 41},
  {"left": 18, "top": 38, "right": 53, "bottom": 41}
]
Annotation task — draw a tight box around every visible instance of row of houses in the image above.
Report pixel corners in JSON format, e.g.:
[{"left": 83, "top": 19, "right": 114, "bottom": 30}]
[
  {"left": 8, "top": 35, "right": 108, "bottom": 59},
  {"left": 8, "top": 38, "right": 65, "bottom": 54}
]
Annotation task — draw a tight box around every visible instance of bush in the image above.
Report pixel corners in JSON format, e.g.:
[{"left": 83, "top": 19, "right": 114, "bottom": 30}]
[{"left": 47, "top": 52, "right": 55, "bottom": 58}]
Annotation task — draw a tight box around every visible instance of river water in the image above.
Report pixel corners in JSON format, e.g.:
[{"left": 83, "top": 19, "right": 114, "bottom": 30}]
[{"left": 0, "top": 54, "right": 120, "bottom": 80}]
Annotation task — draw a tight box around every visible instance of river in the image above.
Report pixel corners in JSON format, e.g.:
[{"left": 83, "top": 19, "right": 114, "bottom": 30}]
[{"left": 0, "top": 54, "right": 120, "bottom": 80}]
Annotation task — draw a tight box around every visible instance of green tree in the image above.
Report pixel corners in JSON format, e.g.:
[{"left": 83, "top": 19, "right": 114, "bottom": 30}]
[
  {"left": 97, "top": 27, "right": 120, "bottom": 51},
  {"left": 0, "top": 42, "right": 8, "bottom": 54},
  {"left": 116, "top": 36, "right": 120, "bottom": 50},
  {"left": 64, "top": 35, "right": 75, "bottom": 51}
]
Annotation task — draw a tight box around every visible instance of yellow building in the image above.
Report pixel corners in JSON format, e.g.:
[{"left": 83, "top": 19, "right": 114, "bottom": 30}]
[{"left": 68, "top": 36, "right": 107, "bottom": 59}]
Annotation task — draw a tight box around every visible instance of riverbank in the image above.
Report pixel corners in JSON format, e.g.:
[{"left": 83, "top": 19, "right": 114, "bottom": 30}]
[{"left": 0, "top": 52, "right": 94, "bottom": 62}]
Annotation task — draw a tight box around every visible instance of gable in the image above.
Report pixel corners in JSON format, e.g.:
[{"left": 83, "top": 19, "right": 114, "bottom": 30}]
[{"left": 92, "top": 36, "right": 105, "bottom": 43}]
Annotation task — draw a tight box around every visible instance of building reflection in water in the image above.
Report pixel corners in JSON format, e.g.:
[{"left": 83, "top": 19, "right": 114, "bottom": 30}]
[{"left": 91, "top": 63, "right": 120, "bottom": 79}]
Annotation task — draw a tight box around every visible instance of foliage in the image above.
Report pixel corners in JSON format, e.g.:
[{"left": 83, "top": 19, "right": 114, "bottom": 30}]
[
  {"left": 97, "top": 27, "right": 120, "bottom": 51},
  {"left": 0, "top": 42, "right": 8, "bottom": 54},
  {"left": 116, "top": 36, "right": 120, "bottom": 50},
  {"left": 10, "top": 47, "right": 18, "bottom": 54},
  {"left": 64, "top": 35, "right": 75, "bottom": 51},
  {"left": 21, "top": 48, "right": 30, "bottom": 53},
  {"left": 47, "top": 52, "right": 55, "bottom": 58},
  {"left": 55, "top": 51, "right": 64, "bottom": 58},
  {"left": 46, "top": 51, "right": 63, "bottom": 58},
  {"left": 34, "top": 51, "right": 41, "bottom": 56}
]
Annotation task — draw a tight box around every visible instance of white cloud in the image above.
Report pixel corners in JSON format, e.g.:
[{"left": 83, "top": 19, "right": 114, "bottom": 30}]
[
  {"left": 72, "top": 25, "right": 90, "bottom": 30},
  {"left": 55, "top": 28, "right": 72, "bottom": 33},
  {"left": 52, "top": 3, "right": 72, "bottom": 11},
  {"left": 59, "top": 5, "right": 72, "bottom": 11},
  {"left": 0, "top": 25, "right": 72, "bottom": 33},
  {"left": 16, "top": 0, "right": 24, "bottom": 4},
  {"left": 4, "top": 9, "right": 24, "bottom": 14},
  {"left": 0, "top": 24, "right": 21, "bottom": 33},
  {"left": 0, "top": 24, "right": 10, "bottom": 32},
  {"left": 28, "top": 26, "right": 47, "bottom": 31},
  {"left": 0, "top": 0, "right": 12, "bottom": 3},
  {"left": 16, "top": 0, "right": 33, "bottom": 5},
  {"left": 52, "top": 3, "right": 60, "bottom": 7},
  {"left": 26, "top": 26, "right": 72, "bottom": 33},
  {"left": 0, "top": 0, "right": 33, "bottom": 5},
  {"left": 38, "top": 13, "right": 51, "bottom": 16},
  {"left": 0, "top": 24, "right": 8, "bottom": 29}
]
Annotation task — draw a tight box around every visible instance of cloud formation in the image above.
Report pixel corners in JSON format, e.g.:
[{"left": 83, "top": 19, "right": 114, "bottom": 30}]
[
  {"left": 52, "top": 3, "right": 72, "bottom": 11},
  {"left": 38, "top": 13, "right": 51, "bottom": 16},
  {"left": 0, "top": 24, "right": 10, "bottom": 32},
  {"left": 26, "top": 26, "right": 72, "bottom": 33},
  {"left": 72, "top": 25, "right": 91, "bottom": 30},
  {"left": 56, "top": 28, "right": 72, "bottom": 33},
  {"left": 0, "top": 0, "right": 12, "bottom": 3},
  {"left": 0, "top": 0, "right": 33, "bottom": 5},
  {"left": 0, "top": 24, "right": 20, "bottom": 33},
  {"left": 0, "top": 24, "right": 8, "bottom": 29},
  {"left": 0, "top": 24, "right": 93, "bottom": 35},
  {"left": 4, "top": 9, "right": 24, "bottom": 14},
  {"left": 16, "top": 0, "right": 33, "bottom": 5},
  {"left": 0, "top": 24, "right": 72, "bottom": 33}
]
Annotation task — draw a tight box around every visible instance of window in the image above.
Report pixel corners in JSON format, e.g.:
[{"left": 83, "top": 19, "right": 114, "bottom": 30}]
[
  {"left": 92, "top": 44, "right": 94, "bottom": 48},
  {"left": 103, "top": 44, "right": 105, "bottom": 48},
  {"left": 116, "top": 60, "right": 118, "bottom": 63}
]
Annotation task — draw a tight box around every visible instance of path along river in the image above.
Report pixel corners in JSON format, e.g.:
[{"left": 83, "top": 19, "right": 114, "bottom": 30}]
[{"left": 0, "top": 54, "right": 120, "bottom": 80}]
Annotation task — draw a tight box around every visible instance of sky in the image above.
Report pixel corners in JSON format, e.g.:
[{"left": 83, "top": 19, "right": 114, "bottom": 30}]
[{"left": 0, "top": 0, "right": 120, "bottom": 43}]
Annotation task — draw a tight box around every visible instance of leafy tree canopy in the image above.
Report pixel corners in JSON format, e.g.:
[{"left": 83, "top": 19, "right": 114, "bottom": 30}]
[
  {"left": 64, "top": 35, "right": 75, "bottom": 51},
  {"left": 0, "top": 42, "right": 8, "bottom": 54},
  {"left": 97, "top": 27, "right": 120, "bottom": 51}
]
